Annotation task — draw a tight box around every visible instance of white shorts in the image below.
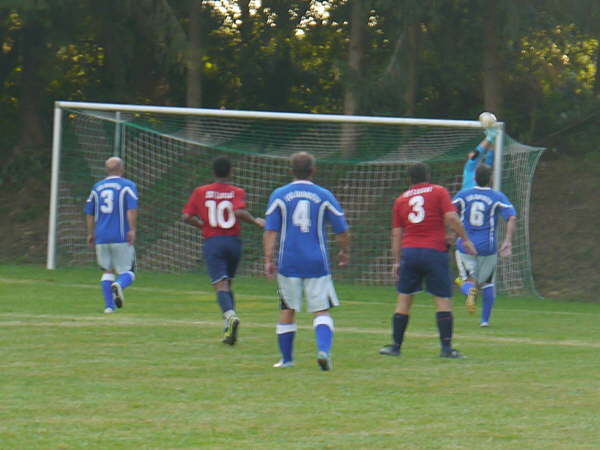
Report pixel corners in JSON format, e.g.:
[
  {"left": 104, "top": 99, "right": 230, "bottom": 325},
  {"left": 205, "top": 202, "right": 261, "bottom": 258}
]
[
  {"left": 277, "top": 274, "right": 340, "bottom": 313},
  {"left": 455, "top": 250, "right": 497, "bottom": 286},
  {"left": 96, "top": 243, "right": 136, "bottom": 274}
]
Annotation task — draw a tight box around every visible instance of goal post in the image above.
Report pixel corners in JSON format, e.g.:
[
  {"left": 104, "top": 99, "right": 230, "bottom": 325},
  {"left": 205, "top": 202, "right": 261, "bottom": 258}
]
[{"left": 47, "top": 101, "right": 544, "bottom": 295}]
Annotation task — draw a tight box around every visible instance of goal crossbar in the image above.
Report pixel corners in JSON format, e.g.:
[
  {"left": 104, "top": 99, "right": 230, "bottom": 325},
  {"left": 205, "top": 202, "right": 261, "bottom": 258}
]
[{"left": 55, "top": 101, "right": 498, "bottom": 128}]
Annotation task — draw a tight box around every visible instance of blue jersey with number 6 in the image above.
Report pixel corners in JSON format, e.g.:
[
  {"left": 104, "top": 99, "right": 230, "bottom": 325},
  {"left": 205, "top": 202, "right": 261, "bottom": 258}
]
[
  {"left": 452, "top": 186, "right": 515, "bottom": 256},
  {"left": 84, "top": 176, "right": 138, "bottom": 244},
  {"left": 265, "top": 180, "right": 348, "bottom": 278}
]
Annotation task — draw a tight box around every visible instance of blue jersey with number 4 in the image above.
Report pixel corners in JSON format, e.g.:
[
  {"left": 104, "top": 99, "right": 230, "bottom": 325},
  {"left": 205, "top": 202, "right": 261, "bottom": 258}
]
[
  {"left": 265, "top": 180, "right": 348, "bottom": 278},
  {"left": 84, "top": 176, "right": 138, "bottom": 244},
  {"left": 452, "top": 186, "right": 515, "bottom": 256}
]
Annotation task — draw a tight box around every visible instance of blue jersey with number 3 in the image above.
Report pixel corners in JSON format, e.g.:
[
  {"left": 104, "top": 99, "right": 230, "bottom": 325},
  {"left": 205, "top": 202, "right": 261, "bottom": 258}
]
[
  {"left": 265, "top": 181, "right": 348, "bottom": 278},
  {"left": 84, "top": 176, "right": 138, "bottom": 244},
  {"left": 452, "top": 186, "right": 516, "bottom": 256}
]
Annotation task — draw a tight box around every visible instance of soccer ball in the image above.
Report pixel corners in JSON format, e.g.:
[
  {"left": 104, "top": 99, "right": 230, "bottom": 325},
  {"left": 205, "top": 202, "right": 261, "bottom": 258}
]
[{"left": 479, "top": 112, "right": 497, "bottom": 128}]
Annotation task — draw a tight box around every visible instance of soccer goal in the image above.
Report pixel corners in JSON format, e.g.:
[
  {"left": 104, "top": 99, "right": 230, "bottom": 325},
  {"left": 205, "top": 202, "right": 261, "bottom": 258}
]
[{"left": 47, "top": 101, "right": 544, "bottom": 295}]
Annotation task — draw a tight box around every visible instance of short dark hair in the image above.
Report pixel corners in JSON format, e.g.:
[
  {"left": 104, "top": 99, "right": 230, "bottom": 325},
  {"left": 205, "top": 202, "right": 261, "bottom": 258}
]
[
  {"left": 408, "top": 162, "right": 430, "bottom": 184},
  {"left": 213, "top": 156, "right": 231, "bottom": 178},
  {"left": 290, "top": 152, "right": 315, "bottom": 179},
  {"left": 475, "top": 164, "right": 492, "bottom": 187}
]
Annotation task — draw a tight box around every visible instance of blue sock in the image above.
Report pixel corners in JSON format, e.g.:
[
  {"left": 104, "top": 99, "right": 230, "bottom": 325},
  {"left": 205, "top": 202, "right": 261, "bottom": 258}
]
[
  {"left": 116, "top": 271, "right": 134, "bottom": 289},
  {"left": 460, "top": 281, "right": 475, "bottom": 296},
  {"left": 277, "top": 323, "right": 297, "bottom": 363},
  {"left": 217, "top": 291, "right": 234, "bottom": 314},
  {"left": 481, "top": 285, "right": 495, "bottom": 323},
  {"left": 101, "top": 273, "right": 116, "bottom": 309},
  {"left": 314, "top": 315, "right": 334, "bottom": 354},
  {"left": 315, "top": 325, "right": 332, "bottom": 353}
]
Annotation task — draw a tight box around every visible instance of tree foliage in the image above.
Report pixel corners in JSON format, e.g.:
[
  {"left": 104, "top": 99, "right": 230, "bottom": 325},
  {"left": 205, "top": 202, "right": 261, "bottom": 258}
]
[{"left": 1, "top": 0, "right": 599, "bottom": 186}]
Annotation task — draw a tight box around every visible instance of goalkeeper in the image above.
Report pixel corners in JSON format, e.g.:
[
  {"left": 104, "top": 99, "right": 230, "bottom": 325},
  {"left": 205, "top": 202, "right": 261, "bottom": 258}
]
[{"left": 461, "top": 127, "right": 496, "bottom": 190}]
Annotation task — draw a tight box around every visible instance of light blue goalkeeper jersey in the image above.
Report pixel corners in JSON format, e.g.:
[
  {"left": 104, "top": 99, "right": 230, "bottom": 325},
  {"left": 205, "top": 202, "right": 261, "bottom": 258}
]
[
  {"left": 265, "top": 180, "right": 348, "bottom": 278},
  {"left": 452, "top": 186, "right": 516, "bottom": 256},
  {"left": 84, "top": 176, "right": 138, "bottom": 244},
  {"left": 461, "top": 146, "right": 494, "bottom": 190}
]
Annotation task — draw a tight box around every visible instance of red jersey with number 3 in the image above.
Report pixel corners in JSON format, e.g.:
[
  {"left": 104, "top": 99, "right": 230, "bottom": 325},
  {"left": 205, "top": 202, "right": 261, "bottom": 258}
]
[
  {"left": 392, "top": 183, "right": 456, "bottom": 252},
  {"left": 183, "top": 182, "right": 247, "bottom": 238}
]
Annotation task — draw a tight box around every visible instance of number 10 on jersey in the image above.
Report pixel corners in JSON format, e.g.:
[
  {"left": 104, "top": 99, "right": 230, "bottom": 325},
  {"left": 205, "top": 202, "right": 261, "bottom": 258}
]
[{"left": 205, "top": 200, "right": 235, "bottom": 229}]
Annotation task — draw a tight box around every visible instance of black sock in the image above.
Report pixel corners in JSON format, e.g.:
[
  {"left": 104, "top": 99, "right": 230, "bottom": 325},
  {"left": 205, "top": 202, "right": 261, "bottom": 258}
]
[
  {"left": 392, "top": 313, "right": 409, "bottom": 347},
  {"left": 436, "top": 311, "right": 453, "bottom": 350}
]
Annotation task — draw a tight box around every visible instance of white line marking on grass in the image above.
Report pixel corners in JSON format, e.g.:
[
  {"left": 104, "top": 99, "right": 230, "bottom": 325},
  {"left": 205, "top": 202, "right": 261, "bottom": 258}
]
[
  {"left": 0, "top": 277, "right": 214, "bottom": 297},
  {"left": 1, "top": 313, "right": 599, "bottom": 349},
  {"left": 1, "top": 277, "right": 596, "bottom": 317}
]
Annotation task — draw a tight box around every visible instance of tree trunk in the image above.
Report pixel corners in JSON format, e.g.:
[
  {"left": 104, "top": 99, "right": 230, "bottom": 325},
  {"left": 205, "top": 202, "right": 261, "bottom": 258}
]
[
  {"left": 17, "top": 18, "right": 46, "bottom": 151},
  {"left": 344, "top": 0, "right": 366, "bottom": 116},
  {"left": 186, "top": 0, "right": 203, "bottom": 108},
  {"left": 342, "top": 0, "right": 367, "bottom": 157},
  {"left": 403, "top": 22, "right": 420, "bottom": 117},
  {"left": 482, "top": 2, "right": 502, "bottom": 115},
  {"left": 593, "top": 40, "right": 600, "bottom": 97}
]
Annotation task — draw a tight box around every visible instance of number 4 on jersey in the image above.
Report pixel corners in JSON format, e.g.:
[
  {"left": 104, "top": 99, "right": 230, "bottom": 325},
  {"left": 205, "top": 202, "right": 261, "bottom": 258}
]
[{"left": 292, "top": 199, "right": 311, "bottom": 232}]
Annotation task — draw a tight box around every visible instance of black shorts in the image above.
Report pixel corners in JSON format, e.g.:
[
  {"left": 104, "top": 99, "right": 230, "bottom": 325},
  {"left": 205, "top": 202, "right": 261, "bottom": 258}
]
[{"left": 396, "top": 248, "right": 452, "bottom": 298}]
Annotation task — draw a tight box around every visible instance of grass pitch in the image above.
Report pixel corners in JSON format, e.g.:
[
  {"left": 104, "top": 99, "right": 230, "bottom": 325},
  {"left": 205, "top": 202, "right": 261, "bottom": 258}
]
[{"left": 1, "top": 264, "right": 599, "bottom": 449}]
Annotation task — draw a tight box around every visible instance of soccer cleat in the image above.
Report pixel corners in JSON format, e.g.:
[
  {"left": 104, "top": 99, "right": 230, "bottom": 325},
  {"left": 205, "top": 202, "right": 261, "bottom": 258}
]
[
  {"left": 480, "top": 321, "right": 490, "bottom": 327},
  {"left": 379, "top": 344, "right": 401, "bottom": 357},
  {"left": 273, "top": 360, "right": 294, "bottom": 368},
  {"left": 222, "top": 315, "right": 240, "bottom": 345},
  {"left": 317, "top": 351, "right": 332, "bottom": 371},
  {"left": 465, "top": 287, "right": 477, "bottom": 315},
  {"left": 454, "top": 277, "right": 464, "bottom": 288},
  {"left": 440, "top": 348, "right": 465, "bottom": 359},
  {"left": 111, "top": 282, "right": 124, "bottom": 308},
  {"left": 104, "top": 307, "right": 114, "bottom": 314}
]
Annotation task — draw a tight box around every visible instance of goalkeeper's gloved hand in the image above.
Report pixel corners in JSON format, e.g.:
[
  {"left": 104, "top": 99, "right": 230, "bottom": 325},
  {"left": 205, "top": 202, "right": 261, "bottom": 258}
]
[{"left": 484, "top": 127, "right": 497, "bottom": 143}]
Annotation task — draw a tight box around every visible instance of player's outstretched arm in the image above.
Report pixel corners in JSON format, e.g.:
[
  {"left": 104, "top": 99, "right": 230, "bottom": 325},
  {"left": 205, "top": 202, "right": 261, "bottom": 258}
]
[
  {"left": 335, "top": 231, "right": 350, "bottom": 267},
  {"left": 181, "top": 213, "right": 203, "bottom": 229},
  {"left": 444, "top": 211, "right": 477, "bottom": 255},
  {"left": 484, "top": 127, "right": 497, "bottom": 144},
  {"left": 235, "top": 209, "right": 265, "bottom": 228},
  {"left": 263, "top": 230, "right": 278, "bottom": 279},
  {"left": 86, "top": 215, "right": 95, "bottom": 247},
  {"left": 499, "top": 215, "right": 517, "bottom": 257}
]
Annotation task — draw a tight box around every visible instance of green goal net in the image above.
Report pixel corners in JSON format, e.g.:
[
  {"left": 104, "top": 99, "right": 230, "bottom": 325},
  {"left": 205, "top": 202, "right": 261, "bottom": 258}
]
[{"left": 48, "top": 103, "right": 544, "bottom": 295}]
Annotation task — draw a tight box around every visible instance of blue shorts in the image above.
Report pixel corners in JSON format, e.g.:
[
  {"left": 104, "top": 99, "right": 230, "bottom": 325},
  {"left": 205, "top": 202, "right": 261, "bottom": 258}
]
[
  {"left": 202, "top": 236, "right": 242, "bottom": 284},
  {"left": 396, "top": 248, "right": 452, "bottom": 298}
]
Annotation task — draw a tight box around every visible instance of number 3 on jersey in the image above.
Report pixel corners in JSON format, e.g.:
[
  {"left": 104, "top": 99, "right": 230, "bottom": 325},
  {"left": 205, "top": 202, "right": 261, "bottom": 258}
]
[
  {"left": 205, "top": 200, "right": 236, "bottom": 229},
  {"left": 292, "top": 199, "right": 311, "bottom": 232},
  {"left": 408, "top": 195, "right": 425, "bottom": 223},
  {"left": 100, "top": 190, "right": 114, "bottom": 214}
]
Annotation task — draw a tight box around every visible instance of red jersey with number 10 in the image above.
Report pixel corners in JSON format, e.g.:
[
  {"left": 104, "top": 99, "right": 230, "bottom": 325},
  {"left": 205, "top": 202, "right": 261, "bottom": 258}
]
[
  {"left": 392, "top": 183, "right": 456, "bottom": 252},
  {"left": 183, "top": 182, "right": 247, "bottom": 238}
]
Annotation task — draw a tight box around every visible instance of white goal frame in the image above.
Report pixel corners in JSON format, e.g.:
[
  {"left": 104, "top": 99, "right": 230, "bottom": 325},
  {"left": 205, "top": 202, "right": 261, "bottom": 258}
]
[{"left": 46, "top": 101, "right": 504, "bottom": 270}]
